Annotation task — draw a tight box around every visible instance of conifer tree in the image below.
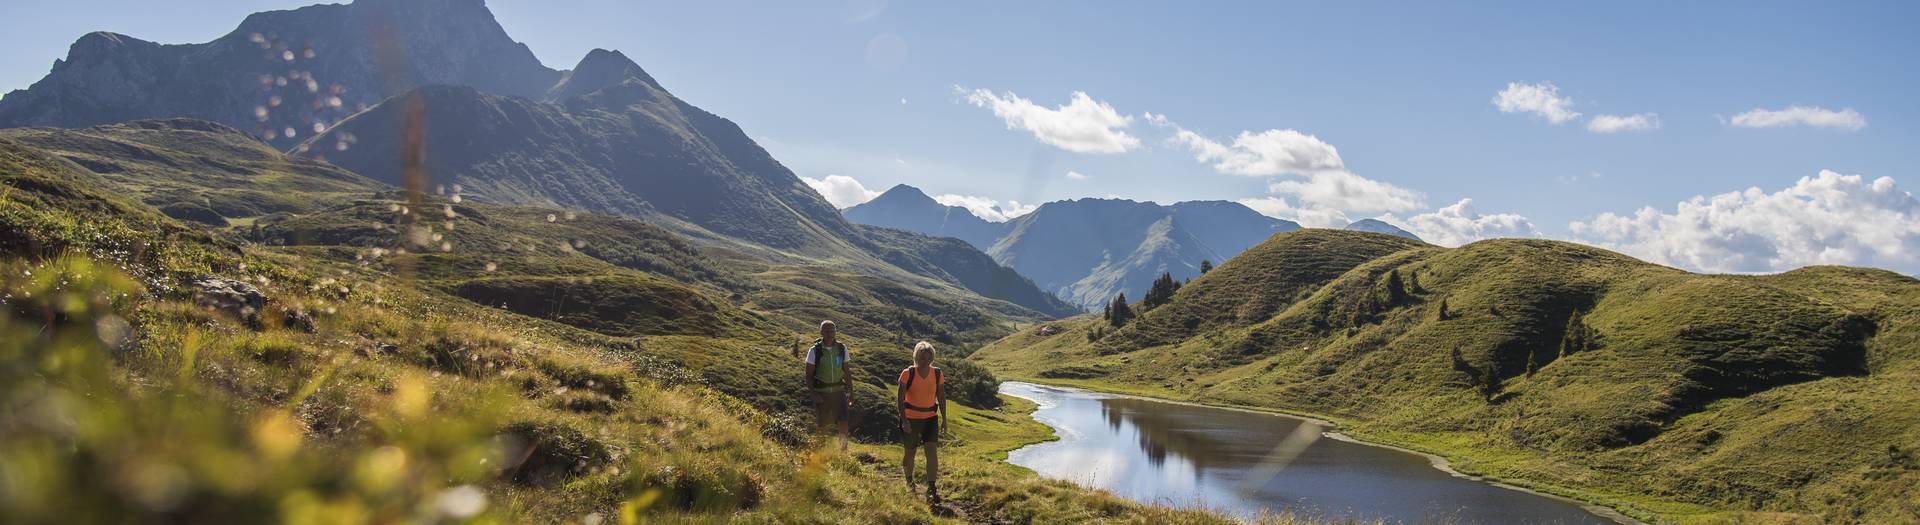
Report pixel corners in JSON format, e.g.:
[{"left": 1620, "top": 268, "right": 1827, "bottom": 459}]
[
  {"left": 1108, "top": 293, "right": 1135, "bottom": 327},
  {"left": 1559, "top": 309, "right": 1593, "bottom": 357},
  {"left": 1143, "top": 272, "right": 1179, "bottom": 310},
  {"left": 1383, "top": 269, "right": 1408, "bottom": 305}
]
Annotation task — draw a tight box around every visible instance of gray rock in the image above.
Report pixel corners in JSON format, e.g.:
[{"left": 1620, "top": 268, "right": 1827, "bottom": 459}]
[{"left": 192, "top": 276, "right": 267, "bottom": 329}]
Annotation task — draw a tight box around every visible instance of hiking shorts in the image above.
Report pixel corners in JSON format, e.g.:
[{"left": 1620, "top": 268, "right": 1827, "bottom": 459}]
[
  {"left": 903, "top": 416, "right": 939, "bottom": 448},
  {"left": 813, "top": 390, "right": 847, "bottom": 427}
]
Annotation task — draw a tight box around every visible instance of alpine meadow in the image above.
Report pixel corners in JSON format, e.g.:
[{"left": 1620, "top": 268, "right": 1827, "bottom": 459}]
[{"left": 2, "top": 1, "right": 1916, "bottom": 524}]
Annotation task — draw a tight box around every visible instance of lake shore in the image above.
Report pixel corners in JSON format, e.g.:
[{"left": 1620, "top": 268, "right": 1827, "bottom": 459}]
[{"left": 997, "top": 378, "right": 1650, "bottom": 525}]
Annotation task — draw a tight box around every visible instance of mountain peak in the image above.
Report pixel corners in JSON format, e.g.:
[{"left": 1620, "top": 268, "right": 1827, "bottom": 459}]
[
  {"left": 873, "top": 184, "right": 935, "bottom": 203},
  {"left": 549, "top": 48, "right": 663, "bottom": 100},
  {"left": 0, "top": 0, "right": 560, "bottom": 140},
  {"left": 1345, "top": 218, "right": 1421, "bottom": 241},
  {"left": 844, "top": 184, "right": 1007, "bottom": 251}
]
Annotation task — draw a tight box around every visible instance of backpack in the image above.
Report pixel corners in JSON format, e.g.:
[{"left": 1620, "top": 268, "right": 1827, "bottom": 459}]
[
  {"left": 902, "top": 366, "right": 941, "bottom": 390},
  {"left": 809, "top": 342, "right": 848, "bottom": 389}
]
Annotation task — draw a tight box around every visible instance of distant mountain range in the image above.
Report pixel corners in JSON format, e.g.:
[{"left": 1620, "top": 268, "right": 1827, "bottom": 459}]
[
  {"left": 0, "top": 0, "right": 1074, "bottom": 320},
  {"left": 0, "top": 0, "right": 557, "bottom": 148},
  {"left": 843, "top": 185, "right": 1006, "bottom": 250},
  {"left": 844, "top": 184, "right": 1309, "bottom": 309}
]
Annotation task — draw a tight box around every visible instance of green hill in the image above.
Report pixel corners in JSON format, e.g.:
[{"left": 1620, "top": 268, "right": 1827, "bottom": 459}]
[
  {"left": 973, "top": 229, "right": 1920, "bottom": 523},
  {"left": 1, "top": 117, "right": 1306, "bottom": 523},
  {"left": 2, "top": 119, "right": 384, "bottom": 225}
]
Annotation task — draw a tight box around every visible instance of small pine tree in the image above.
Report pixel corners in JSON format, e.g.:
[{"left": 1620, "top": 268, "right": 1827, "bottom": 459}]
[
  {"left": 1383, "top": 270, "right": 1408, "bottom": 305},
  {"left": 1143, "top": 272, "right": 1179, "bottom": 310},
  {"left": 1108, "top": 293, "right": 1135, "bottom": 327},
  {"left": 1559, "top": 309, "right": 1593, "bottom": 357},
  {"left": 1200, "top": 260, "right": 1213, "bottom": 274}
]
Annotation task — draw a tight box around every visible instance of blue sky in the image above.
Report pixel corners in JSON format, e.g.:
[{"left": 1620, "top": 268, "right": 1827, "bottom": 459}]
[{"left": 4, "top": 1, "right": 1918, "bottom": 273}]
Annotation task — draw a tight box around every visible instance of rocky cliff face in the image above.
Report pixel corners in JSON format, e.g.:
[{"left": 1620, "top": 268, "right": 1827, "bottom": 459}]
[
  {"left": 0, "top": 0, "right": 558, "bottom": 149},
  {"left": 301, "top": 48, "right": 861, "bottom": 257}
]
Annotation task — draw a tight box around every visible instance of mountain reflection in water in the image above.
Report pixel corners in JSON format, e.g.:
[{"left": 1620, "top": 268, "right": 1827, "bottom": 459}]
[{"left": 1002, "top": 382, "right": 1619, "bottom": 524}]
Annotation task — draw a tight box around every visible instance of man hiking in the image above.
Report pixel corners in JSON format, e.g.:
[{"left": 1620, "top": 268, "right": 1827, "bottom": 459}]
[
  {"left": 897, "top": 341, "right": 947, "bottom": 503},
  {"left": 803, "top": 320, "right": 853, "bottom": 450}
]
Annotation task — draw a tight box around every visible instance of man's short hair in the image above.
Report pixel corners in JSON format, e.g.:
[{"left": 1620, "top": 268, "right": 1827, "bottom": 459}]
[{"left": 820, "top": 320, "right": 835, "bottom": 330}]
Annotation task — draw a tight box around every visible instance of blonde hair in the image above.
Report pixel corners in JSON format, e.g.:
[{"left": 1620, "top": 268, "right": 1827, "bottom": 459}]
[{"left": 913, "top": 341, "right": 935, "bottom": 360}]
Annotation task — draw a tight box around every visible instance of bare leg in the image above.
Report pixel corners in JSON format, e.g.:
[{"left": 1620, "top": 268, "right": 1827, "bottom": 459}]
[
  {"left": 902, "top": 442, "right": 918, "bottom": 490},
  {"left": 839, "top": 411, "right": 850, "bottom": 451},
  {"left": 924, "top": 442, "right": 939, "bottom": 498}
]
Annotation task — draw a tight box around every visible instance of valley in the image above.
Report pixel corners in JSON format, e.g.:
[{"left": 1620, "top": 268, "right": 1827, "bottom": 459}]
[
  {"left": 973, "top": 230, "right": 1920, "bottom": 523},
  {"left": 1, "top": 1, "right": 1914, "bottom": 524}
]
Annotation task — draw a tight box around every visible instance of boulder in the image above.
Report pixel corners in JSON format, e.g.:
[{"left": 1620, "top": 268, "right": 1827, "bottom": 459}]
[{"left": 193, "top": 276, "right": 266, "bottom": 329}]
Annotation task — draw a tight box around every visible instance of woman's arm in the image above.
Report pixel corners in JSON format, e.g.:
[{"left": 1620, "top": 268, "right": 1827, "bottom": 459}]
[{"left": 896, "top": 377, "right": 909, "bottom": 431}]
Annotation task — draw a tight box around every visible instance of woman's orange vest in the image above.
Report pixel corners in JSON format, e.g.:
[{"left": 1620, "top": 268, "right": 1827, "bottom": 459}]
[{"left": 898, "top": 366, "right": 942, "bottom": 420}]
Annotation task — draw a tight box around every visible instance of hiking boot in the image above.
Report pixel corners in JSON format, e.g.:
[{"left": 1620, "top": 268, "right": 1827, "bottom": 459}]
[{"left": 926, "top": 487, "right": 940, "bottom": 505}]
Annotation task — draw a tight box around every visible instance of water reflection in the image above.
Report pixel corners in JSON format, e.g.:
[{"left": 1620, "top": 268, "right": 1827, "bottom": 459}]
[{"left": 1002, "top": 382, "right": 1619, "bottom": 524}]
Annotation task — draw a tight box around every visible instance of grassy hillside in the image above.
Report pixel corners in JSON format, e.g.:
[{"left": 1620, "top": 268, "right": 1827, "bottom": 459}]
[
  {"left": 1, "top": 120, "right": 1338, "bottom": 523},
  {"left": 974, "top": 229, "right": 1920, "bottom": 523},
  {"left": 2, "top": 119, "right": 384, "bottom": 225}
]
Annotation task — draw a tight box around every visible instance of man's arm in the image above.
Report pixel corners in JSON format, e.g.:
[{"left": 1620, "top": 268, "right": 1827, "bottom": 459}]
[{"left": 802, "top": 346, "right": 816, "bottom": 390}]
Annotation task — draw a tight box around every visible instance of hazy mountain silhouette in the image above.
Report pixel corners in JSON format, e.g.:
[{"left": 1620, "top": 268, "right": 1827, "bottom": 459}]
[
  {"left": 1345, "top": 218, "right": 1421, "bottom": 240},
  {"left": 844, "top": 185, "right": 1008, "bottom": 250},
  {"left": 1166, "top": 200, "right": 1303, "bottom": 258},
  {"left": 847, "top": 193, "right": 1300, "bottom": 310},
  {"left": 859, "top": 197, "right": 1294, "bottom": 310}
]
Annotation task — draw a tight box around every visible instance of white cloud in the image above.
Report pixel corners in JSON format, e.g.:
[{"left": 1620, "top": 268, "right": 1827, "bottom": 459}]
[
  {"left": 1570, "top": 171, "right": 1919, "bottom": 274},
  {"left": 1153, "top": 114, "right": 1419, "bottom": 225},
  {"left": 800, "top": 174, "right": 880, "bottom": 208},
  {"left": 1236, "top": 197, "right": 1353, "bottom": 228},
  {"left": 1587, "top": 113, "right": 1661, "bottom": 133},
  {"left": 1267, "top": 171, "right": 1425, "bottom": 214},
  {"left": 1494, "top": 82, "right": 1582, "bottom": 124},
  {"left": 933, "top": 194, "right": 1037, "bottom": 222},
  {"left": 1165, "top": 127, "right": 1346, "bottom": 177},
  {"left": 959, "top": 88, "right": 1140, "bottom": 154},
  {"left": 1730, "top": 106, "right": 1867, "bottom": 131},
  {"left": 1384, "top": 198, "right": 1540, "bottom": 247},
  {"left": 1066, "top": 170, "right": 1090, "bottom": 180}
]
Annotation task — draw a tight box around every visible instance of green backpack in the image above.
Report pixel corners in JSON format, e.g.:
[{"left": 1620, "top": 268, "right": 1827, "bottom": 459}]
[{"left": 810, "top": 341, "right": 848, "bottom": 391}]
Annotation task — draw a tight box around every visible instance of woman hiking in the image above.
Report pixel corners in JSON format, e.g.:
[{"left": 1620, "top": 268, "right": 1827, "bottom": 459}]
[{"left": 897, "top": 341, "right": 947, "bottom": 503}]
